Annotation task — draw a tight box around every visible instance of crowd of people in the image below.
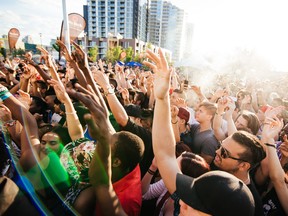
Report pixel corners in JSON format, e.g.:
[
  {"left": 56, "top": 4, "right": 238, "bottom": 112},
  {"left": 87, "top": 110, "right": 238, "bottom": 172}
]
[{"left": 0, "top": 39, "right": 288, "bottom": 216}]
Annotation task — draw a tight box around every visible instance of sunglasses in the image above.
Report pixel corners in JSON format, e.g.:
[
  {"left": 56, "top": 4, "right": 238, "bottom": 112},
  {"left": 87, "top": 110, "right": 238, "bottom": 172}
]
[{"left": 219, "top": 145, "right": 248, "bottom": 162}]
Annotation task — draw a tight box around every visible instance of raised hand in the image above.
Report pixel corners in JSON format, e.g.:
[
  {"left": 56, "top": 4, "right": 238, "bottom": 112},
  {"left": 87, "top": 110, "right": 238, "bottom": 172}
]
[
  {"left": 56, "top": 39, "right": 73, "bottom": 62},
  {"left": 92, "top": 68, "right": 111, "bottom": 90},
  {"left": 25, "top": 51, "right": 33, "bottom": 61},
  {"left": 216, "top": 96, "right": 229, "bottom": 114},
  {"left": 67, "top": 86, "right": 114, "bottom": 141},
  {"left": 262, "top": 116, "right": 283, "bottom": 140},
  {"left": 119, "top": 87, "right": 129, "bottom": 101},
  {"left": 47, "top": 79, "right": 69, "bottom": 103},
  {"left": 225, "top": 97, "right": 236, "bottom": 116},
  {"left": 175, "top": 98, "right": 186, "bottom": 108},
  {"left": 98, "top": 59, "right": 105, "bottom": 73},
  {"left": 143, "top": 49, "right": 171, "bottom": 100},
  {"left": 16, "top": 90, "right": 32, "bottom": 109},
  {"left": 0, "top": 104, "right": 13, "bottom": 123},
  {"left": 71, "top": 41, "right": 89, "bottom": 69},
  {"left": 170, "top": 105, "right": 179, "bottom": 120},
  {"left": 37, "top": 46, "right": 55, "bottom": 69}
]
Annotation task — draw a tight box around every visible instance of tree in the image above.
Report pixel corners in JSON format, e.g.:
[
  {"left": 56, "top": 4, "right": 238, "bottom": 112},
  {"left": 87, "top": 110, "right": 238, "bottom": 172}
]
[
  {"left": 12, "top": 48, "right": 25, "bottom": 58},
  {"left": 88, "top": 46, "right": 98, "bottom": 62},
  {"left": 133, "top": 53, "right": 143, "bottom": 63},
  {"left": 106, "top": 46, "right": 123, "bottom": 64},
  {"left": 0, "top": 47, "right": 6, "bottom": 58},
  {"left": 146, "top": 42, "right": 152, "bottom": 50},
  {"left": 124, "top": 47, "right": 133, "bottom": 63}
]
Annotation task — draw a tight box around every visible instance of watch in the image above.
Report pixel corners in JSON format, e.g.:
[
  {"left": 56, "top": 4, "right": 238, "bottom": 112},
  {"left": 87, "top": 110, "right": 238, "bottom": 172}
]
[{"left": 104, "top": 87, "right": 115, "bottom": 97}]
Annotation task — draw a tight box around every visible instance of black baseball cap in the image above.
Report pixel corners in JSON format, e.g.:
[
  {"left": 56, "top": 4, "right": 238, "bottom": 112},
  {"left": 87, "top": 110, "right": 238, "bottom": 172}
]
[{"left": 175, "top": 171, "right": 255, "bottom": 216}]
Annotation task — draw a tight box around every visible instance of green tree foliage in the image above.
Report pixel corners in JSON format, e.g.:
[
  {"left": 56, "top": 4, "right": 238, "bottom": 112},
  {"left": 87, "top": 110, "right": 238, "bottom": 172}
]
[
  {"left": 12, "top": 48, "right": 25, "bottom": 58},
  {"left": 146, "top": 42, "right": 152, "bottom": 50},
  {"left": 88, "top": 46, "right": 98, "bottom": 62},
  {"left": 106, "top": 46, "right": 123, "bottom": 64},
  {"left": 133, "top": 53, "right": 142, "bottom": 63},
  {"left": 124, "top": 47, "right": 133, "bottom": 63},
  {"left": 0, "top": 47, "right": 6, "bottom": 58}
]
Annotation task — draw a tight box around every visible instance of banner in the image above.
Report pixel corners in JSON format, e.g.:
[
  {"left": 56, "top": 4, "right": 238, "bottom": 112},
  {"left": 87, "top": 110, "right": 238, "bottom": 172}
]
[
  {"left": 60, "top": 13, "right": 86, "bottom": 43},
  {"left": 8, "top": 28, "right": 20, "bottom": 50}
]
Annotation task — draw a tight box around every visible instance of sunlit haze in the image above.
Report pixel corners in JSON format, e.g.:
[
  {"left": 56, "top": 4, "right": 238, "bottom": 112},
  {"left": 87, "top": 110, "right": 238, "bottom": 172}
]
[{"left": 172, "top": 0, "right": 288, "bottom": 71}]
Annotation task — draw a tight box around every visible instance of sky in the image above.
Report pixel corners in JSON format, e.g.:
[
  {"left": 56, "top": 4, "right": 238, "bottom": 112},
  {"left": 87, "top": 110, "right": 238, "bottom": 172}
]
[
  {"left": 0, "top": 0, "right": 86, "bottom": 45},
  {"left": 1, "top": 0, "right": 288, "bottom": 70}
]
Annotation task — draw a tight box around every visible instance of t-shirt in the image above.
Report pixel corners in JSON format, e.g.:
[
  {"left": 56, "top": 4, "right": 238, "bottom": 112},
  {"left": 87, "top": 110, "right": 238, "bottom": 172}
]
[
  {"left": 121, "top": 118, "right": 154, "bottom": 178},
  {"left": 262, "top": 187, "right": 286, "bottom": 216},
  {"left": 95, "top": 165, "right": 142, "bottom": 216},
  {"left": 247, "top": 180, "right": 265, "bottom": 216},
  {"left": 181, "top": 123, "right": 219, "bottom": 158}
]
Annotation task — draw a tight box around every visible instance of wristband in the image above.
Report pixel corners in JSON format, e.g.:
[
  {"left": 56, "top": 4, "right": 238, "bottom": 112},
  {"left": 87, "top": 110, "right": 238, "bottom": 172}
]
[
  {"left": 4, "top": 120, "right": 16, "bottom": 128},
  {"left": 147, "top": 169, "right": 156, "bottom": 175},
  {"left": 0, "top": 92, "right": 12, "bottom": 102},
  {"left": 171, "top": 120, "right": 178, "bottom": 124},
  {"left": 264, "top": 143, "right": 276, "bottom": 149}
]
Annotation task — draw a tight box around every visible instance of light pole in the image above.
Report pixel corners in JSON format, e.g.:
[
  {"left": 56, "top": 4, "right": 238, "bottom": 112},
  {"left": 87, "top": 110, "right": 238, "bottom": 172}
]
[
  {"left": 84, "top": 32, "right": 87, "bottom": 53},
  {"left": 39, "top": 33, "right": 42, "bottom": 47}
]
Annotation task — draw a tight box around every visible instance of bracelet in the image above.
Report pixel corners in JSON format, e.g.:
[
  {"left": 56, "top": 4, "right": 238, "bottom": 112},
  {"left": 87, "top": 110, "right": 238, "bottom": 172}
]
[
  {"left": 4, "top": 120, "right": 16, "bottom": 127},
  {"left": 171, "top": 120, "right": 178, "bottom": 124},
  {"left": 0, "top": 92, "right": 12, "bottom": 102},
  {"left": 264, "top": 143, "right": 276, "bottom": 149},
  {"left": 65, "top": 111, "right": 77, "bottom": 115},
  {"left": 147, "top": 169, "right": 156, "bottom": 175}
]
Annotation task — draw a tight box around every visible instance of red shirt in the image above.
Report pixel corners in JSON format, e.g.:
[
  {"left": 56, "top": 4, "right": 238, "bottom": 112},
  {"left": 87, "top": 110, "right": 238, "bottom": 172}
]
[{"left": 96, "top": 165, "right": 142, "bottom": 216}]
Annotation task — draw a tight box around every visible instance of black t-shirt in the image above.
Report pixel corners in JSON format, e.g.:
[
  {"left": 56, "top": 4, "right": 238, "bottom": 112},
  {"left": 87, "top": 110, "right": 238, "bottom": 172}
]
[
  {"left": 121, "top": 118, "right": 154, "bottom": 178},
  {"left": 181, "top": 123, "right": 219, "bottom": 158},
  {"left": 247, "top": 180, "right": 265, "bottom": 216},
  {"left": 262, "top": 187, "right": 286, "bottom": 216}
]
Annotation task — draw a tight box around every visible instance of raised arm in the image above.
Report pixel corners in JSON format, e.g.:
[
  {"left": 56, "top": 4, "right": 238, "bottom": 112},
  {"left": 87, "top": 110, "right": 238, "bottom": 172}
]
[
  {"left": 261, "top": 116, "right": 288, "bottom": 215},
  {"left": 48, "top": 78, "right": 84, "bottom": 141},
  {"left": 93, "top": 69, "right": 129, "bottom": 127},
  {"left": 143, "top": 49, "right": 181, "bottom": 194},
  {"left": 68, "top": 89, "right": 124, "bottom": 216},
  {"left": 56, "top": 40, "right": 87, "bottom": 88},
  {"left": 1, "top": 84, "right": 40, "bottom": 171},
  {"left": 171, "top": 105, "right": 181, "bottom": 143},
  {"left": 213, "top": 96, "right": 229, "bottom": 141},
  {"left": 225, "top": 98, "right": 238, "bottom": 136}
]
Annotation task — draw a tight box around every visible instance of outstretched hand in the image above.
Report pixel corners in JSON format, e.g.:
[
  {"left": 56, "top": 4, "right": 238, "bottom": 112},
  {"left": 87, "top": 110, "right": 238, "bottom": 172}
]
[
  {"left": 143, "top": 49, "right": 171, "bottom": 100},
  {"left": 47, "top": 79, "right": 69, "bottom": 103},
  {"left": 262, "top": 115, "right": 283, "bottom": 140},
  {"left": 56, "top": 39, "right": 73, "bottom": 62},
  {"left": 67, "top": 86, "right": 114, "bottom": 141},
  {"left": 71, "top": 41, "right": 89, "bottom": 69}
]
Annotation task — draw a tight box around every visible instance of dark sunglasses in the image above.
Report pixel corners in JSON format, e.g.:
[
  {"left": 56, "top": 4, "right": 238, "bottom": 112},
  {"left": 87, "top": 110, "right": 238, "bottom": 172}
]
[{"left": 219, "top": 145, "right": 248, "bottom": 162}]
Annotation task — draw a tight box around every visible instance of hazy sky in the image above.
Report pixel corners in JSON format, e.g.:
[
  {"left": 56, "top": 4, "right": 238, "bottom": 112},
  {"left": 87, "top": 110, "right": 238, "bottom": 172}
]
[
  {"left": 0, "top": 0, "right": 85, "bottom": 45},
  {"left": 1, "top": 0, "right": 288, "bottom": 70}
]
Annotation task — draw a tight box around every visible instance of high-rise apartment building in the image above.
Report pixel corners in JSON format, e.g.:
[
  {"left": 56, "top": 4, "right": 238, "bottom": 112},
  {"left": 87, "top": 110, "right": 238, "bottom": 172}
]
[
  {"left": 147, "top": 0, "right": 163, "bottom": 46},
  {"left": 84, "top": 0, "right": 187, "bottom": 61},
  {"left": 147, "top": 0, "right": 186, "bottom": 62},
  {"left": 85, "top": 0, "right": 148, "bottom": 40}
]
